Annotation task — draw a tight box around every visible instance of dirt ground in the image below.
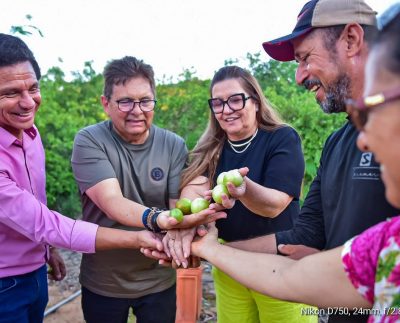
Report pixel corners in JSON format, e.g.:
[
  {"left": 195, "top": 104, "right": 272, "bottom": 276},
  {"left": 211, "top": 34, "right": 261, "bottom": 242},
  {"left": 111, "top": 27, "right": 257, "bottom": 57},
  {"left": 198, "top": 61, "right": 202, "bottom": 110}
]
[{"left": 43, "top": 250, "right": 216, "bottom": 323}]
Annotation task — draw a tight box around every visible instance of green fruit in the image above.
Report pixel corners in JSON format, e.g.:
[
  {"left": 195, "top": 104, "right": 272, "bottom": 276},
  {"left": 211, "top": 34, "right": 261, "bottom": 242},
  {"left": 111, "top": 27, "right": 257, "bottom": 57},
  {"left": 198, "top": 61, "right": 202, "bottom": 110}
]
[
  {"left": 216, "top": 172, "right": 227, "bottom": 185},
  {"left": 212, "top": 184, "right": 230, "bottom": 204},
  {"left": 170, "top": 208, "right": 184, "bottom": 222},
  {"left": 223, "top": 169, "right": 243, "bottom": 187},
  {"left": 175, "top": 198, "right": 192, "bottom": 215},
  {"left": 190, "top": 198, "right": 210, "bottom": 213}
]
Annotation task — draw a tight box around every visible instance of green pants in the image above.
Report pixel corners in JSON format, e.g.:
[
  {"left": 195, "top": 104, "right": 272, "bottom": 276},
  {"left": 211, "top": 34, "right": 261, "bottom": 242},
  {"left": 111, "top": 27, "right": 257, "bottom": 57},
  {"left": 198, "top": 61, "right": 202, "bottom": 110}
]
[{"left": 212, "top": 266, "right": 318, "bottom": 323}]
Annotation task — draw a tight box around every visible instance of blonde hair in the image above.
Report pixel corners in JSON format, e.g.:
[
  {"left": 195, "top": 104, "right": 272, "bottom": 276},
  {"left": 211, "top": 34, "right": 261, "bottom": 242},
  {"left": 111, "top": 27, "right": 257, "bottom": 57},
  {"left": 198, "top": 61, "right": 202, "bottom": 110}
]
[{"left": 180, "top": 66, "right": 284, "bottom": 190}]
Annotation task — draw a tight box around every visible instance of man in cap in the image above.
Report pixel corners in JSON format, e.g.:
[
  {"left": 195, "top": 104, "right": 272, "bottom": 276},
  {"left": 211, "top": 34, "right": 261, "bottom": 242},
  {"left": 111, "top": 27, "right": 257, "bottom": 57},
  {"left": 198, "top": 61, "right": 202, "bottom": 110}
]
[{"left": 227, "top": 0, "right": 400, "bottom": 321}]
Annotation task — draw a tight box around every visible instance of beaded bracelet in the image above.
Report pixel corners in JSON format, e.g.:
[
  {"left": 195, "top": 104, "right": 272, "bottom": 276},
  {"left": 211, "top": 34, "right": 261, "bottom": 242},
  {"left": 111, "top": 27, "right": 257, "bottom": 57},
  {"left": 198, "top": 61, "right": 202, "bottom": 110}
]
[
  {"left": 142, "top": 207, "right": 163, "bottom": 233},
  {"left": 142, "top": 208, "right": 152, "bottom": 231},
  {"left": 151, "top": 210, "right": 162, "bottom": 233}
]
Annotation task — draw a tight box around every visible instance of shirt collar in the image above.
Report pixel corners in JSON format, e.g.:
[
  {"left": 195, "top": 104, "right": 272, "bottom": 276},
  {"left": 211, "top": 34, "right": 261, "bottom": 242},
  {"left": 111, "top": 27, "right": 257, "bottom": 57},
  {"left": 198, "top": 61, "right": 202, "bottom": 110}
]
[{"left": 0, "top": 126, "right": 37, "bottom": 148}]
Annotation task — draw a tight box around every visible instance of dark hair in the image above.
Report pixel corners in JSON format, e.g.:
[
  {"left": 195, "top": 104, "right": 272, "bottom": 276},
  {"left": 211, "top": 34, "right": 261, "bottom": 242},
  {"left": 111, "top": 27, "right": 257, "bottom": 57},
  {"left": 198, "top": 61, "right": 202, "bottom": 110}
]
[
  {"left": 0, "top": 33, "right": 41, "bottom": 80},
  {"left": 103, "top": 56, "right": 156, "bottom": 99},
  {"left": 319, "top": 24, "right": 378, "bottom": 53},
  {"left": 373, "top": 12, "right": 400, "bottom": 73}
]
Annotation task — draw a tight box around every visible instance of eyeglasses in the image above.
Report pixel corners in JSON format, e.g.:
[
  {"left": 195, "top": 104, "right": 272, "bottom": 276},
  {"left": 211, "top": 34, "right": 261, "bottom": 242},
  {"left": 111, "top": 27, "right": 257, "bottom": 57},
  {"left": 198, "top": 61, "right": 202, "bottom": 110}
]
[
  {"left": 346, "top": 87, "right": 400, "bottom": 130},
  {"left": 208, "top": 93, "right": 253, "bottom": 114},
  {"left": 115, "top": 98, "right": 157, "bottom": 113}
]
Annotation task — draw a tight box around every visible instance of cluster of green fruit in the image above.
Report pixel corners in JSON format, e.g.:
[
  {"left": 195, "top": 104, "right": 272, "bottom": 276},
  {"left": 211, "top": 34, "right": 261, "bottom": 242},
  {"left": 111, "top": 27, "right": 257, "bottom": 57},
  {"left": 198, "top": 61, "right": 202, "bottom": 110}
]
[
  {"left": 169, "top": 197, "right": 210, "bottom": 223},
  {"left": 168, "top": 169, "right": 243, "bottom": 222},
  {"left": 212, "top": 169, "right": 244, "bottom": 204}
]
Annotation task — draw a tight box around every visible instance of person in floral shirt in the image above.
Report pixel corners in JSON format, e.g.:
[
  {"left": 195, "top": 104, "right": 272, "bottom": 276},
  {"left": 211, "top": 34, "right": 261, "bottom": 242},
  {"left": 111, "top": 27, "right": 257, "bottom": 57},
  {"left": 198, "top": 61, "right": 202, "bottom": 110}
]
[{"left": 342, "top": 218, "right": 400, "bottom": 322}]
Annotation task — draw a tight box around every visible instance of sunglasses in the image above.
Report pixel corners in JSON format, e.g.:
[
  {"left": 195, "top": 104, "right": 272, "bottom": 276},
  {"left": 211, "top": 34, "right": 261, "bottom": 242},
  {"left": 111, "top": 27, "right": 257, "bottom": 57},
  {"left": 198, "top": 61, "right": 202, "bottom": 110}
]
[{"left": 346, "top": 87, "right": 400, "bottom": 130}]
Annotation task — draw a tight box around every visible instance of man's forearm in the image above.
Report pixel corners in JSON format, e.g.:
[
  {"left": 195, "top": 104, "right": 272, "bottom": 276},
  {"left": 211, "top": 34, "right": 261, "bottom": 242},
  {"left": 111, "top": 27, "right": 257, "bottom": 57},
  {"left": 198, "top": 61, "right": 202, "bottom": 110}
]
[{"left": 95, "top": 227, "right": 138, "bottom": 250}]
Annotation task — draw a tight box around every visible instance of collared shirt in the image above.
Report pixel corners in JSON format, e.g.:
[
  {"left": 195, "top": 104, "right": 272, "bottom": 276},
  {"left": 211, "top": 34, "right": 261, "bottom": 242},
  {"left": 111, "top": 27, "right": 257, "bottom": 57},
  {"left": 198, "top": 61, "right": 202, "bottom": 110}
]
[{"left": 0, "top": 125, "right": 98, "bottom": 278}]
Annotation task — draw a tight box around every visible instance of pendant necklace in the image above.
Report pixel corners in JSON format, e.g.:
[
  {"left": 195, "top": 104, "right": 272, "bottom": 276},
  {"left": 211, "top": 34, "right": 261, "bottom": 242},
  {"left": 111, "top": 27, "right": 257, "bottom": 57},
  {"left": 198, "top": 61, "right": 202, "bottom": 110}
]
[{"left": 227, "top": 128, "right": 258, "bottom": 154}]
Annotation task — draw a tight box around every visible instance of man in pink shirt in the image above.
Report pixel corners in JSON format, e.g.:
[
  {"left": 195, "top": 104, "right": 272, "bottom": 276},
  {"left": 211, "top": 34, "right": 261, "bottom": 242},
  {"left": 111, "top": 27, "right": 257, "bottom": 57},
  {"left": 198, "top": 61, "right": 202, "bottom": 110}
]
[{"left": 0, "top": 33, "right": 164, "bottom": 323}]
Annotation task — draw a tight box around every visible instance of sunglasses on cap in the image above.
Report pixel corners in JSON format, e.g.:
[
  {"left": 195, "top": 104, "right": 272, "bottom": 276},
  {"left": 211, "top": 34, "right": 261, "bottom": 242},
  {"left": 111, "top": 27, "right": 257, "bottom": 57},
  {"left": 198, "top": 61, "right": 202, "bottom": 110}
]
[{"left": 346, "top": 87, "right": 400, "bottom": 130}]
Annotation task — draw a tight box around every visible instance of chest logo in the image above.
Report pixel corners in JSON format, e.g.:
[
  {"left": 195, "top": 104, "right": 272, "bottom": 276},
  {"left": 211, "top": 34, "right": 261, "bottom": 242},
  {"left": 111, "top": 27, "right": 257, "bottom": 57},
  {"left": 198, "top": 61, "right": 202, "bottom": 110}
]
[
  {"left": 360, "top": 152, "right": 372, "bottom": 167},
  {"left": 151, "top": 167, "right": 164, "bottom": 181}
]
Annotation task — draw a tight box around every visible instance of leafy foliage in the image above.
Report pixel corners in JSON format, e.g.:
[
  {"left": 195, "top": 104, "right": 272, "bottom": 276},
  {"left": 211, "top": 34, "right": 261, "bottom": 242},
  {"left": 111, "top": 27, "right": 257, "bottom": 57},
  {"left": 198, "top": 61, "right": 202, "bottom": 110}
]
[
  {"left": 35, "top": 63, "right": 105, "bottom": 216},
  {"left": 36, "top": 54, "right": 345, "bottom": 217},
  {"left": 10, "top": 15, "right": 44, "bottom": 37},
  {"left": 155, "top": 76, "right": 211, "bottom": 149}
]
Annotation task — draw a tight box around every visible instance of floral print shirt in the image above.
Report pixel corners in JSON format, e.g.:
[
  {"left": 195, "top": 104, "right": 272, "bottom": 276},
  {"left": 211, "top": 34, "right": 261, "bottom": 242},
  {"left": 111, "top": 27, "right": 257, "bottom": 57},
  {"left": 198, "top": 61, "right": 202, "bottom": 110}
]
[{"left": 342, "top": 215, "right": 400, "bottom": 323}]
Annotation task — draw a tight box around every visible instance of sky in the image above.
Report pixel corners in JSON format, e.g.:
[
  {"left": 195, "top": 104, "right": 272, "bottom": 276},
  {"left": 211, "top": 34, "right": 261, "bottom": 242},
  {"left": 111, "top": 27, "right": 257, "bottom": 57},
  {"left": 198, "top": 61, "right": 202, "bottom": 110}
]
[{"left": 1, "top": 0, "right": 398, "bottom": 82}]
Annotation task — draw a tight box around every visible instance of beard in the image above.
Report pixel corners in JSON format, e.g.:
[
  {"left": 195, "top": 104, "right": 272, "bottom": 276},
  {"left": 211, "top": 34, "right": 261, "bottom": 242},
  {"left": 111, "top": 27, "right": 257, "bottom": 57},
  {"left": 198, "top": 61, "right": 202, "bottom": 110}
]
[
  {"left": 304, "top": 73, "right": 352, "bottom": 114},
  {"left": 319, "top": 73, "right": 351, "bottom": 114}
]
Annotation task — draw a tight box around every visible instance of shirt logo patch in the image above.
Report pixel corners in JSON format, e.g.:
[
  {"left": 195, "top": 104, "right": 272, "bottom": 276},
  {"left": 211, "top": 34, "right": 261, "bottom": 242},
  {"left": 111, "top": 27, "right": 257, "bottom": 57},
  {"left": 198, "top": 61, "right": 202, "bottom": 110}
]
[
  {"left": 359, "top": 152, "right": 372, "bottom": 166},
  {"left": 353, "top": 152, "right": 379, "bottom": 180},
  {"left": 151, "top": 167, "right": 164, "bottom": 181}
]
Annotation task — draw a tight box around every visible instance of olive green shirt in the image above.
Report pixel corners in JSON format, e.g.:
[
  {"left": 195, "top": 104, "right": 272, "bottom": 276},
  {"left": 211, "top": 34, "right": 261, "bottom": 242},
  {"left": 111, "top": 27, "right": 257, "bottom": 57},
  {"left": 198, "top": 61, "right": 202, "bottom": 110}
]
[{"left": 71, "top": 120, "right": 188, "bottom": 298}]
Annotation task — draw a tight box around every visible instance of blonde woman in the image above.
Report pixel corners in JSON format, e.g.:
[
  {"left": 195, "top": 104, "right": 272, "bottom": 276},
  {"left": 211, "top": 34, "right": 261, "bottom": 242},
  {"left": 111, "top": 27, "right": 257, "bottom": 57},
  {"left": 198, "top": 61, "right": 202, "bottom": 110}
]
[{"left": 171, "top": 65, "right": 315, "bottom": 323}]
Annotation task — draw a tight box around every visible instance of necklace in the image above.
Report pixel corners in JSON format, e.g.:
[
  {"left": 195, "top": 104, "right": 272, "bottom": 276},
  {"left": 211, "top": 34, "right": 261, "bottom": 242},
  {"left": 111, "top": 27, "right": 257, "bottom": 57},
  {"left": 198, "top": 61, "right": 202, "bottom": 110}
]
[{"left": 227, "top": 128, "right": 258, "bottom": 154}]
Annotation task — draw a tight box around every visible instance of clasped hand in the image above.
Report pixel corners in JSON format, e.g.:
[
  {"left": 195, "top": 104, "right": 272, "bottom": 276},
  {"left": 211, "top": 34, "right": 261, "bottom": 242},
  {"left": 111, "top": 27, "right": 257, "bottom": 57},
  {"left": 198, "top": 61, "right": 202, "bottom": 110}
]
[{"left": 140, "top": 223, "right": 219, "bottom": 268}]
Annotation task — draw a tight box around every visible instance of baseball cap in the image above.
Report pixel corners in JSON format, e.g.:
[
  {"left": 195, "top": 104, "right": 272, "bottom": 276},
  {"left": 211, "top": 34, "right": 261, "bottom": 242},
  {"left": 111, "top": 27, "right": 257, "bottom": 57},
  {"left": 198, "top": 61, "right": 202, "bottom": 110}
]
[{"left": 262, "top": 0, "right": 377, "bottom": 62}]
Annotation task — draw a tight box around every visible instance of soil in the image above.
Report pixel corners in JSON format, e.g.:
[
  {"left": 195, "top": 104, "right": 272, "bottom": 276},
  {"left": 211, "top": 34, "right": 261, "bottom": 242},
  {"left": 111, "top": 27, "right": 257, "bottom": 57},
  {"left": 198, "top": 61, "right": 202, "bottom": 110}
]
[{"left": 44, "top": 249, "right": 217, "bottom": 323}]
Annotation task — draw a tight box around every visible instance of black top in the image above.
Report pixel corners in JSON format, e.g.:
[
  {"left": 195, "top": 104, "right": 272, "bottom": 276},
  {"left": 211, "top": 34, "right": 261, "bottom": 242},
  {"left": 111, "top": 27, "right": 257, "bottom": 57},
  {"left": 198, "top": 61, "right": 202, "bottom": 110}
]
[
  {"left": 215, "top": 126, "right": 305, "bottom": 242},
  {"left": 276, "top": 121, "right": 400, "bottom": 250}
]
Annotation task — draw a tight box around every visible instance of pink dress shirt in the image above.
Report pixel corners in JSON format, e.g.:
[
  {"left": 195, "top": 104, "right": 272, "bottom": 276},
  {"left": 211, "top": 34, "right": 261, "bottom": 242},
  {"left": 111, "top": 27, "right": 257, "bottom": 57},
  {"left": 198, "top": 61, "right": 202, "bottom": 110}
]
[{"left": 0, "top": 125, "right": 98, "bottom": 278}]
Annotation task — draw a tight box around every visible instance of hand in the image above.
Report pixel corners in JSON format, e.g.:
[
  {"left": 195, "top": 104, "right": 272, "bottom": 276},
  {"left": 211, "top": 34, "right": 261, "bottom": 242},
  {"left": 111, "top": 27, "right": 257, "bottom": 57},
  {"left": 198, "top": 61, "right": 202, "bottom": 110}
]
[
  {"left": 191, "top": 222, "right": 219, "bottom": 258},
  {"left": 140, "top": 245, "right": 183, "bottom": 268},
  {"left": 158, "top": 208, "right": 227, "bottom": 230},
  {"left": 208, "top": 167, "right": 249, "bottom": 209},
  {"left": 162, "top": 228, "right": 197, "bottom": 268},
  {"left": 225, "top": 167, "right": 249, "bottom": 199},
  {"left": 136, "top": 230, "right": 164, "bottom": 251},
  {"left": 140, "top": 246, "right": 172, "bottom": 266},
  {"left": 47, "top": 248, "right": 67, "bottom": 281},
  {"left": 277, "top": 244, "right": 320, "bottom": 260},
  {"left": 205, "top": 189, "right": 236, "bottom": 210}
]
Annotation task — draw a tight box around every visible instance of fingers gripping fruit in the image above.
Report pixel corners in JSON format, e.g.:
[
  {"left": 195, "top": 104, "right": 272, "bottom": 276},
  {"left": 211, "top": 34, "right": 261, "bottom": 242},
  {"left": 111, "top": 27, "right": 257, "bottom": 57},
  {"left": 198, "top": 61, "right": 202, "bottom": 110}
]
[
  {"left": 212, "top": 184, "right": 230, "bottom": 204},
  {"left": 170, "top": 208, "right": 184, "bottom": 222},
  {"left": 212, "top": 169, "right": 244, "bottom": 204},
  {"left": 222, "top": 169, "right": 244, "bottom": 187}
]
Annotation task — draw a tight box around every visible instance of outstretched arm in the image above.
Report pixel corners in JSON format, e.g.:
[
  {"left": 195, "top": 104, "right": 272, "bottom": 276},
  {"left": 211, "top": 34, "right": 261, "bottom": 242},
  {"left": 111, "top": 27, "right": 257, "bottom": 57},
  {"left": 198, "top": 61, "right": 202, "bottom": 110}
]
[
  {"left": 94, "top": 227, "right": 164, "bottom": 251},
  {"left": 86, "top": 178, "right": 225, "bottom": 230},
  {"left": 192, "top": 223, "right": 370, "bottom": 309}
]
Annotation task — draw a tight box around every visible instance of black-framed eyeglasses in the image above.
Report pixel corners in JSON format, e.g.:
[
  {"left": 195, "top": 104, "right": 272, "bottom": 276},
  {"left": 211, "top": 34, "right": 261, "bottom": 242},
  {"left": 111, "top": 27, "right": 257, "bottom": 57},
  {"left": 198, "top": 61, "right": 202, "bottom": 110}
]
[
  {"left": 346, "top": 87, "right": 400, "bottom": 130},
  {"left": 115, "top": 98, "right": 157, "bottom": 113},
  {"left": 208, "top": 93, "right": 253, "bottom": 114}
]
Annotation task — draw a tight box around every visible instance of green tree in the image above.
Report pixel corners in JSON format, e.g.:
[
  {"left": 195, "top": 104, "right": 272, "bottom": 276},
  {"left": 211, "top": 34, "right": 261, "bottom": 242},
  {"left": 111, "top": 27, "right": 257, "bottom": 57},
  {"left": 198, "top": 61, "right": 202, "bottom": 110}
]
[
  {"left": 36, "top": 63, "right": 105, "bottom": 217},
  {"left": 155, "top": 76, "right": 211, "bottom": 149}
]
